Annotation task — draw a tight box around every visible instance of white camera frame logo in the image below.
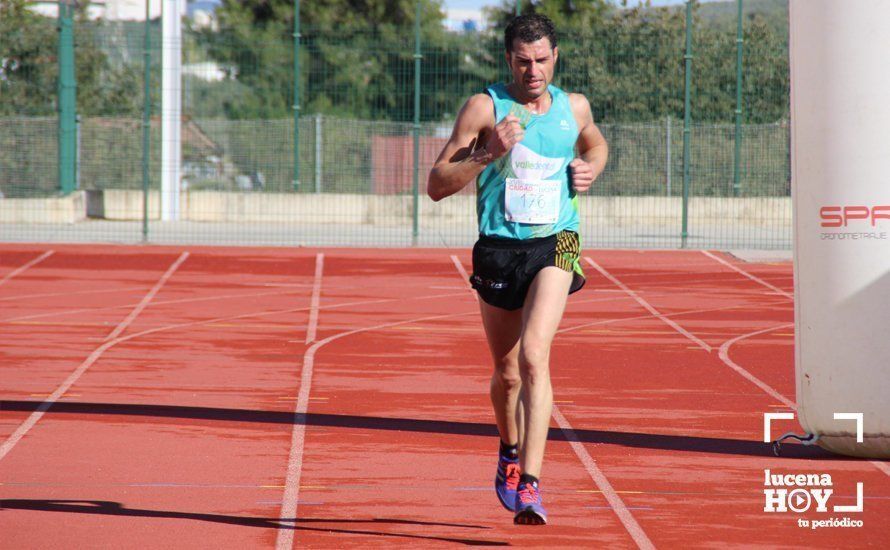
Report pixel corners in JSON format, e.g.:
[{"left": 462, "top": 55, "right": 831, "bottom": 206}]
[
  {"left": 763, "top": 412, "right": 863, "bottom": 444},
  {"left": 762, "top": 412, "right": 864, "bottom": 514}
]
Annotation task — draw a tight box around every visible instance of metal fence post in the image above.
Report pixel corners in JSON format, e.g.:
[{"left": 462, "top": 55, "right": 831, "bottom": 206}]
[
  {"left": 58, "top": 0, "right": 77, "bottom": 195},
  {"left": 143, "top": 0, "right": 151, "bottom": 241},
  {"left": 315, "top": 114, "right": 322, "bottom": 193},
  {"left": 293, "top": 0, "right": 301, "bottom": 191},
  {"left": 666, "top": 116, "right": 672, "bottom": 196},
  {"left": 76, "top": 115, "right": 81, "bottom": 190},
  {"left": 733, "top": 0, "right": 744, "bottom": 196},
  {"left": 682, "top": 0, "right": 694, "bottom": 248},
  {"left": 412, "top": 0, "right": 422, "bottom": 245}
]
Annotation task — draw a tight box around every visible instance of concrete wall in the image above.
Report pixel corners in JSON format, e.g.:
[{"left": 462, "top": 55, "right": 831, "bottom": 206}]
[
  {"left": 102, "top": 189, "right": 165, "bottom": 220},
  {"left": 0, "top": 191, "right": 86, "bottom": 224},
  {"left": 2, "top": 189, "right": 792, "bottom": 228},
  {"left": 184, "top": 192, "right": 792, "bottom": 228}
]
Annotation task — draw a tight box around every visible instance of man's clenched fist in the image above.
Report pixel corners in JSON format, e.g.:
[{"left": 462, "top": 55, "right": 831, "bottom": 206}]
[
  {"left": 483, "top": 115, "right": 524, "bottom": 159},
  {"left": 569, "top": 158, "right": 596, "bottom": 193}
]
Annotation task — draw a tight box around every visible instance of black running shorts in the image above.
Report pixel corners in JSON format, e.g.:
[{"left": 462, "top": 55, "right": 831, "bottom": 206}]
[{"left": 470, "top": 230, "right": 586, "bottom": 311}]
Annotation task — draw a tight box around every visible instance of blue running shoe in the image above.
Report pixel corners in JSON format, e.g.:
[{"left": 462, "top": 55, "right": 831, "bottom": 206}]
[
  {"left": 514, "top": 480, "right": 547, "bottom": 525},
  {"left": 495, "top": 455, "right": 521, "bottom": 511}
]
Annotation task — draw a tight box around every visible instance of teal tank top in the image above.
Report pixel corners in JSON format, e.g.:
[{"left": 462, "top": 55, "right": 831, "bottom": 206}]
[{"left": 477, "top": 83, "right": 580, "bottom": 240}]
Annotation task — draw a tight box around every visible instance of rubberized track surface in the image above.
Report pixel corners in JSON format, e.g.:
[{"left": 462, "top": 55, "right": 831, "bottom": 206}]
[{"left": 1, "top": 244, "right": 886, "bottom": 548}]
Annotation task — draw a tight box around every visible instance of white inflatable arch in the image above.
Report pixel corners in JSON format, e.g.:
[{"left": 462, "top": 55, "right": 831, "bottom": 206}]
[{"left": 791, "top": 0, "right": 890, "bottom": 458}]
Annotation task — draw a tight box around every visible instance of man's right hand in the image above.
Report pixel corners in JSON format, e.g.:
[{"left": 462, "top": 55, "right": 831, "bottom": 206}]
[{"left": 483, "top": 115, "right": 524, "bottom": 159}]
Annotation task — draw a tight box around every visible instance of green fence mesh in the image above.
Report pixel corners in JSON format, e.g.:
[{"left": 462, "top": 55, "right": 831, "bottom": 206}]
[{"left": 0, "top": 2, "right": 791, "bottom": 249}]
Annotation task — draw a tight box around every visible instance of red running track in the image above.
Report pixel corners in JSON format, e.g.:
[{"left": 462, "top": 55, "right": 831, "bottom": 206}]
[{"left": 0, "top": 244, "right": 887, "bottom": 548}]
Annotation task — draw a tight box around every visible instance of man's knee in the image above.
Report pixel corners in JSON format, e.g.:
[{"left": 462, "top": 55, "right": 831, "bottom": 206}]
[
  {"left": 492, "top": 359, "right": 522, "bottom": 390},
  {"left": 519, "top": 344, "right": 551, "bottom": 381}
]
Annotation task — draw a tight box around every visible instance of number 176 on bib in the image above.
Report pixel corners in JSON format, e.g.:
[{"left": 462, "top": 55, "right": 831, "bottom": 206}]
[{"left": 505, "top": 178, "right": 560, "bottom": 224}]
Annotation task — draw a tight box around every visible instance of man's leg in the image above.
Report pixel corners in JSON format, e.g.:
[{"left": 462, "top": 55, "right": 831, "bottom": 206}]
[
  {"left": 511, "top": 266, "right": 572, "bottom": 524},
  {"left": 518, "top": 266, "right": 572, "bottom": 479},
  {"left": 479, "top": 301, "right": 523, "bottom": 452},
  {"left": 479, "top": 300, "right": 524, "bottom": 511}
]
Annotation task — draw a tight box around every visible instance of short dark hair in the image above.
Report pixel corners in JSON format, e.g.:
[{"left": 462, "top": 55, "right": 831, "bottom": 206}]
[{"left": 504, "top": 14, "right": 557, "bottom": 53}]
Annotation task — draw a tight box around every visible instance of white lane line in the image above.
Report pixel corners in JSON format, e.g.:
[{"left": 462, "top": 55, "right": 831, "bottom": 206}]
[
  {"left": 585, "top": 256, "right": 713, "bottom": 352},
  {"left": 0, "top": 265, "right": 454, "bottom": 547},
  {"left": 305, "top": 253, "right": 324, "bottom": 345},
  {"left": 0, "top": 252, "right": 188, "bottom": 463},
  {"left": 872, "top": 461, "right": 890, "bottom": 476},
  {"left": 0, "top": 286, "right": 147, "bottom": 304},
  {"left": 275, "top": 308, "right": 477, "bottom": 550},
  {"left": 450, "top": 254, "right": 476, "bottom": 296},
  {"left": 587, "top": 253, "right": 793, "bottom": 408},
  {"left": 701, "top": 250, "right": 793, "bottom": 299},
  {"left": 2, "top": 287, "right": 313, "bottom": 324},
  {"left": 557, "top": 298, "right": 790, "bottom": 335},
  {"left": 552, "top": 406, "right": 656, "bottom": 550},
  {"left": 702, "top": 252, "right": 890, "bottom": 478},
  {"left": 717, "top": 324, "right": 796, "bottom": 409},
  {"left": 104, "top": 252, "right": 189, "bottom": 342},
  {"left": 7, "top": 291, "right": 469, "bottom": 372},
  {"left": 585, "top": 254, "right": 890, "bottom": 514},
  {"left": 0, "top": 250, "right": 54, "bottom": 288},
  {"left": 2, "top": 274, "right": 473, "bottom": 324},
  {"left": 9, "top": 292, "right": 465, "bottom": 400},
  {"left": 450, "top": 255, "right": 654, "bottom": 550},
  {"left": 0, "top": 278, "right": 465, "bottom": 467}
]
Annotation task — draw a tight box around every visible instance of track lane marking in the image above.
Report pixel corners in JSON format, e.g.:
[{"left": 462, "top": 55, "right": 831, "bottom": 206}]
[
  {"left": 0, "top": 252, "right": 188, "bottom": 462},
  {"left": 305, "top": 254, "right": 324, "bottom": 345},
  {"left": 0, "top": 286, "right": 147, "bottom": 303},
  {"left": 585, "top": 257, "right": 712, "bottom": 352},
  {"left": 450, "top": 254, "right": 655, "bottom": 550},
  {"left": 275, "top": 308, "right": 478, "bottom": 550},
  {"left": 717, "top": 324, "right": 796, "bottom": 409},
  {"left": 700, "top": 251, "right": 793, "bottom": 299},
  {"left": 701, "top": 251, "right": 890, "bottom": 479},
  {"left": 104, "top": 252, "right": 189, "bottom": 342},
  {"left": 0, "top": 250, "right": 54, "bottom": 288},
  {"left": 551, "top": 405, "right": 656, "bottom": 549},
  {"left": 0, "top": 267, "right": 474, "bottom": 486},
  {"left": 1, "top": 283, "right": 470, "bottom": 325},
  {"left": 587, "top": 254, "right": 797, "bottom": 411},
  {"left": 1, "top": 287, "right": 310, "bottom": 324}
]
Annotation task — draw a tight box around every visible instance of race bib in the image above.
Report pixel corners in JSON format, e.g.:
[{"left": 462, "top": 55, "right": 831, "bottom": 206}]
[{"left": 505, "top": 178, "right": 560, "bottom": 224}]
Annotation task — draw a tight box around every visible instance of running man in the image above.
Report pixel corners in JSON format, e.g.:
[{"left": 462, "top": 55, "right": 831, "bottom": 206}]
[{"left": 427, "top": 14, "right": 608, "bottom": 525}]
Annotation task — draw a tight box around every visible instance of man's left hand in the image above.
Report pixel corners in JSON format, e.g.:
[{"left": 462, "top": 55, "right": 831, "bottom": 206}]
[{"left": 569, "top": 158, "right": 596, "bottom": 193}]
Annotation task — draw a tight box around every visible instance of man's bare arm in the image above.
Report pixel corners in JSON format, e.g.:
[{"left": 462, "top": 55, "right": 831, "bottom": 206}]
[
  {"left": 427, "top": 94, "right": 525, "bottom": 202},
  {"left": 427, "top": 95, "right": 494, "bottom": 202},
  {"left": 568, "top": 93, "right": 608, "bottom": 193}
]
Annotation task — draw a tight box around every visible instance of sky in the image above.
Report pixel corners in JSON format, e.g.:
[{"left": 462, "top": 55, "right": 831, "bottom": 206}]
[{"left": 441, "top": 0, "right": 719, "bottom": 31}]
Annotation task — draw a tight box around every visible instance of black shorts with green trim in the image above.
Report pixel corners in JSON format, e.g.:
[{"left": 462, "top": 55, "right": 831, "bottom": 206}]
[{"left": 469, "top": 230, "right": 586, "bottom": 311}]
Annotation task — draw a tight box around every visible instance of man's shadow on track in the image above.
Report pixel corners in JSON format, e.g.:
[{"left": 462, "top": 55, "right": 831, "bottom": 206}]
[
  {"left": 0, "top": 400, "right": 839, "bottom": 459},
  {"left": 0, "top": 499, "right": 508, "bottom": 546}
]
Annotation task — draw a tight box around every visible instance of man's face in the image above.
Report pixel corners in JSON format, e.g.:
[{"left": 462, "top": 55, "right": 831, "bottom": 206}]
[{"left": 506, "top": 37, "right": 558, "bottom": 99}]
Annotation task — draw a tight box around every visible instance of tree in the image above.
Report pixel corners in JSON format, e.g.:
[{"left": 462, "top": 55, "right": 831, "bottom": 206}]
[
  {"left": 486, "top": 0, "right": 613, "bottom": 34},
  {"left": 0, "top": 0, "right": 143, "bottom": 116},
  {"left": 0, "top": 0, "right": 60, "bottom": 115},
  {"left": 484, "top": 0, "right": 789, "bottom": 123},
  {"left": 199, "top": 0, "right": 453, "bottom": 120}
]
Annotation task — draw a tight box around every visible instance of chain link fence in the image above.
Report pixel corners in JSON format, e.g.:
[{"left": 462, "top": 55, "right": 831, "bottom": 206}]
[{"left": 0, "top": 2, "right": 791, "bottom": 249}]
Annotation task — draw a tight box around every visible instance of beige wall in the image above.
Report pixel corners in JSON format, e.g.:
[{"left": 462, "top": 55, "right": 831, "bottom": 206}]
[
  {"left": 2, "top": 190, "right": 792, "bottom": 228},
  {"left": 0, "top": 191, "right": 86, "bottom": 224}
]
